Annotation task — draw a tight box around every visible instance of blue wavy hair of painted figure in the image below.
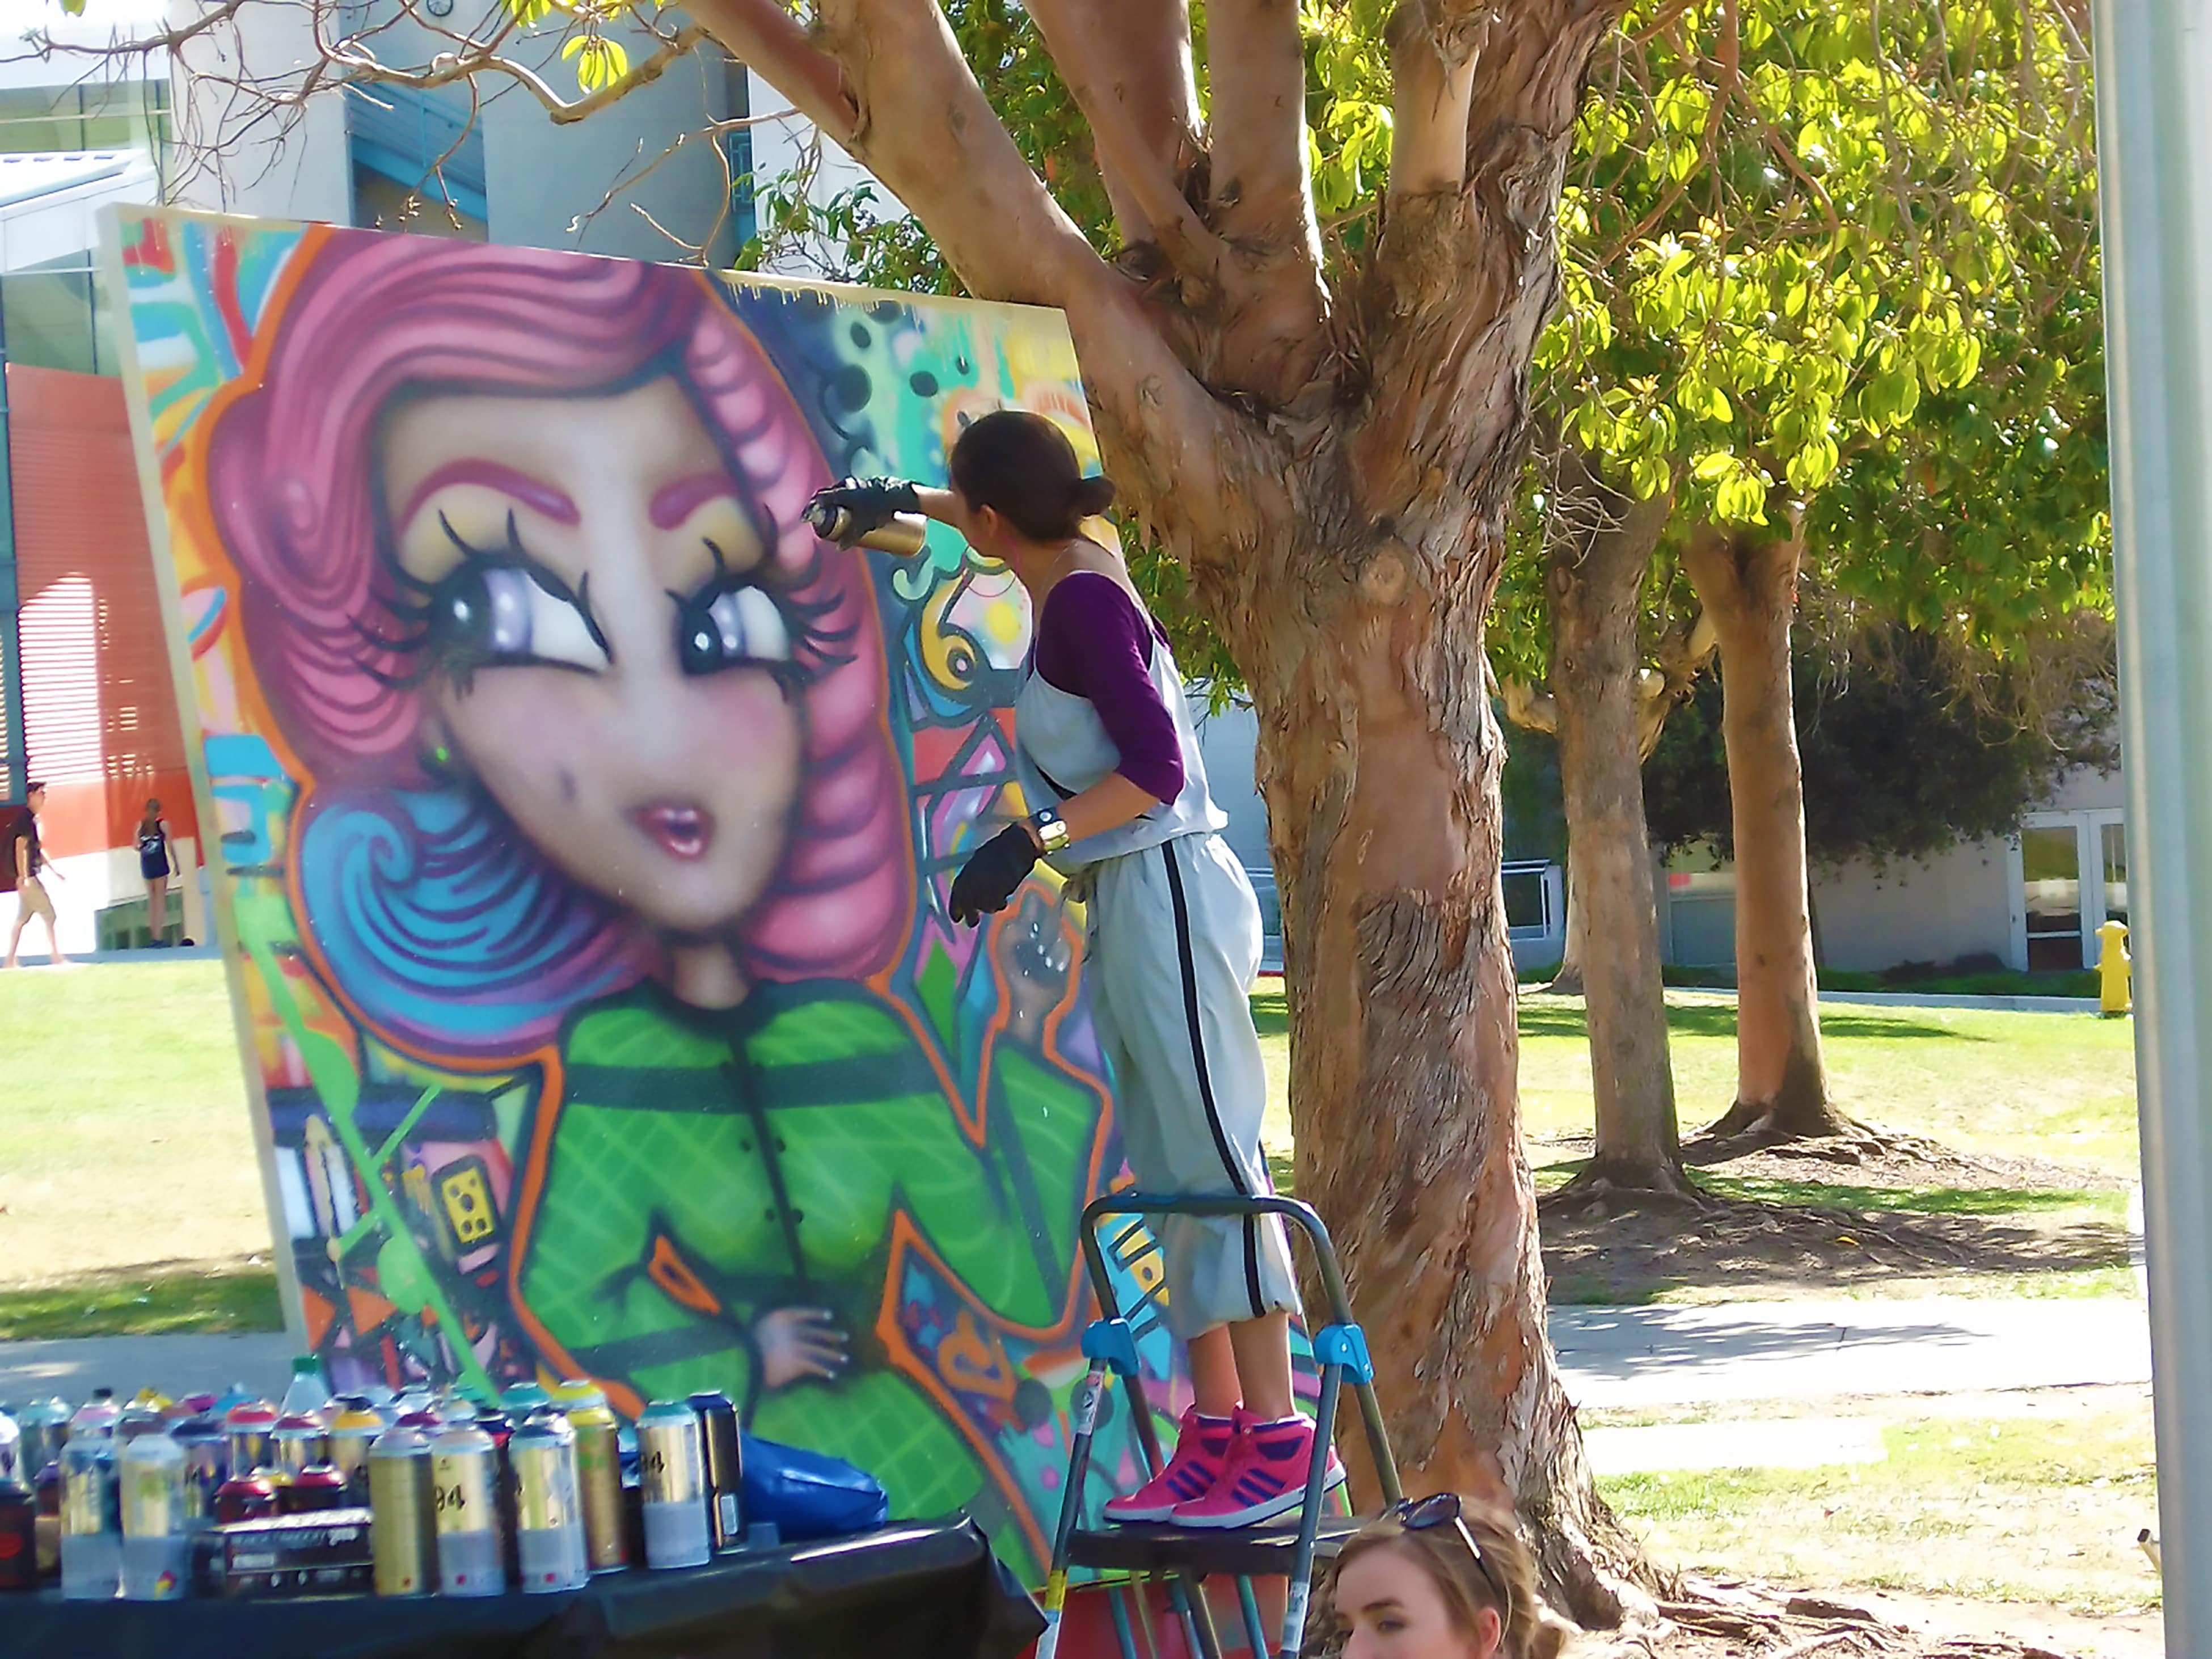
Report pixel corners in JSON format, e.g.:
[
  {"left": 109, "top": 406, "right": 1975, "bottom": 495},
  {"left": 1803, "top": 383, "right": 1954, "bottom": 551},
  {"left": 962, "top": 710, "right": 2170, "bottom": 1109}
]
[{"left": 1324, "top": 1496, "right": 1575, "bottom": 1659}]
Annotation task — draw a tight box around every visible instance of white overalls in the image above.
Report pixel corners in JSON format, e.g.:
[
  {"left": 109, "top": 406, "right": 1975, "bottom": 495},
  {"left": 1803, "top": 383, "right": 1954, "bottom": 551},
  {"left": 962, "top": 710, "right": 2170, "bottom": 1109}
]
[{"left": 1014, "top": 618, "right": 1301, "bottom": 1340}]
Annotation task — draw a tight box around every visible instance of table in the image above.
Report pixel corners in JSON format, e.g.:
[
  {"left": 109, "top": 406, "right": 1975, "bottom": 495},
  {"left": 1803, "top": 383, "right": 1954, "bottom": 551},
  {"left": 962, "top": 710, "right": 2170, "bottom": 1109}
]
[{"left": 7, "top": 1518, "right": 1045, "bottom": 1659}]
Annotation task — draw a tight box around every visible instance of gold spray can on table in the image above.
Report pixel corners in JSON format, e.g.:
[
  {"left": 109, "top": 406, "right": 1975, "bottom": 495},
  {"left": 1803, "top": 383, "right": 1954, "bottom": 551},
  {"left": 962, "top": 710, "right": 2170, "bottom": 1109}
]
[
  {"left": 429, "top": 1422, "right": 505, "bottom": 1597},
  {"left": 368, "top": 1424, "right": 436, "bottom": 1597},
  {"left": 552, "top": 1379, "right": 626, "bottom": 1573},
  {"left": 636, "top": 1400, "right": 708, "bottom": 1570},
  {"left": 512, "top": 1410, "right": 588, "bottom": 1593}
]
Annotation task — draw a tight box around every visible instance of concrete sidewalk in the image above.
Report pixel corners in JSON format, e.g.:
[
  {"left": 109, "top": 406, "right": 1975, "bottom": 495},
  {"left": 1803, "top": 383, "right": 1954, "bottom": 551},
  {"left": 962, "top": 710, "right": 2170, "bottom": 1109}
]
[
  {"left": 1551, "top": 1295, "right": 2152, "bottom": 1410},
  {"left": 0, "top": 1295, "right": 2152, "bottom": 1413}
]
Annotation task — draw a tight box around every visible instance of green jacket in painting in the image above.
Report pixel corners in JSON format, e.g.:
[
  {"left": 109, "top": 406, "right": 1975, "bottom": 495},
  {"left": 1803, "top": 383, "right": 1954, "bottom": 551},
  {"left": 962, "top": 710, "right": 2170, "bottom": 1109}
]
[{"left": 514, "top": 977, "right": 1100, "bottom": 1530}]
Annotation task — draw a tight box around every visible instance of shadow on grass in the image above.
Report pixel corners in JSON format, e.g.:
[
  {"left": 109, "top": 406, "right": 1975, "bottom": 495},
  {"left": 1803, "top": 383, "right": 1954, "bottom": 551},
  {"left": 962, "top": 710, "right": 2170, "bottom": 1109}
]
[
  {"left": 1517, "top": 1001, "right": 1982, "bottom": 1044},
  {"left": 0, "top": 1260, "right": 283, "bottom": 1342},
  {"left": 1694, "top": 1173, "right": 2117, "bottom": 1218},
  {"left": 1251, "top": 989, "right": 1288, "bottom": 1039}
]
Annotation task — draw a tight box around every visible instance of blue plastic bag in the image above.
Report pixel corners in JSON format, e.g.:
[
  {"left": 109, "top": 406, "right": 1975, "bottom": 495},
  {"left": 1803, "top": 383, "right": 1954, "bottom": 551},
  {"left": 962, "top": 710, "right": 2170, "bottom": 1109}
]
[{"left": 740, "top": 1432, "right": 890, "bottom": 1541}]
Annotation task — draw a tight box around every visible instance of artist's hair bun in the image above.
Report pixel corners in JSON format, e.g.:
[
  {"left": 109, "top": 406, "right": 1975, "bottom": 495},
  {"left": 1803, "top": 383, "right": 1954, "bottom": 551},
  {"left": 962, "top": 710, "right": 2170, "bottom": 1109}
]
[{"left": 1071, "top": 475, "right": 1117, "bottom": 517}]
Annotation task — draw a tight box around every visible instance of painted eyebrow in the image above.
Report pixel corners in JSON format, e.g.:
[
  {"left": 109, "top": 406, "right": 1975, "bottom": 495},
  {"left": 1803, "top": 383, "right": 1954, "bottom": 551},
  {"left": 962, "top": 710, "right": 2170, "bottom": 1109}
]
[
  {"left": 399, "top": 460, "right": 580, "bottom": 529},
  {"left": 648, "top": 471, "right": 744, "bottom": 531}
]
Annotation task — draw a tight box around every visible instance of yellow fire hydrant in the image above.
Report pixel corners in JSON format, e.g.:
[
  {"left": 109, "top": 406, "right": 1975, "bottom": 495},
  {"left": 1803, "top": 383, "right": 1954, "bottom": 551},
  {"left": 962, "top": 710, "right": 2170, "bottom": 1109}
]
[{"left": 2099, "top": 919, "right": 2133, "bottom": 1016}]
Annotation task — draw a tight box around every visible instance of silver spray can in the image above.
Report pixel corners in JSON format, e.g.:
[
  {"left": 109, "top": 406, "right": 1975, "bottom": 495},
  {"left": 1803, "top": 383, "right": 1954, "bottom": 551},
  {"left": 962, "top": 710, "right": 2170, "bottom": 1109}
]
[
  {"left": 58, "top": 1434, "right": 121, "bottom": 1600},
  {"left": 429, "top": 1421, "right": 505, "bottom": 1596},
  {"left": 119, "top": 1432, "right": 188, "bottom": 1600},
  {"left": 170, "top": 1417, "right": 227, "bottom": 1527},
  {"left": 16, "top": 1398, "right": 69, "bottom": 1481},
  {"left": 636, "top": 1400, "right": 710, "bottom": 1569},
  {"left": 512, "top": 1409, "right": 588, "bottom": 1592}
]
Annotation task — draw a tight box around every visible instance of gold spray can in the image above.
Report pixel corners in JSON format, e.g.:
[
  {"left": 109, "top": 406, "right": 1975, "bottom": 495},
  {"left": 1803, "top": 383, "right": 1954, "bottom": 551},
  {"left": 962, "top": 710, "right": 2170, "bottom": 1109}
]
[{"left": 552, "top": 1380, "right": 626, "bottom": 1573}]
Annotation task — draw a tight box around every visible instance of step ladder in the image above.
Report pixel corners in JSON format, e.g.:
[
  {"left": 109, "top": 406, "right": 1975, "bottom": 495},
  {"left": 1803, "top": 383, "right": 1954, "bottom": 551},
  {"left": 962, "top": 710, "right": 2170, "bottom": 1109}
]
[{"left": 1036, "top": 1192, "right": 1404, "bottom": 1659}]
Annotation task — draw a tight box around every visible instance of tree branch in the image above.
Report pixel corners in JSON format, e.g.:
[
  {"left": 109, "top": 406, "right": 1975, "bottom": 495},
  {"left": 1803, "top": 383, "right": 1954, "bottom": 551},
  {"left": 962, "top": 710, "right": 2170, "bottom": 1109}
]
[
  {"left": 686, "top": 0, "right": 858, "bottom": 144},
  {"left": 1204, "top": 0, "right": 1315, "bottom": 245},
  {"left": 1021, "top": 0, "right": 1212, "bottom": 256},
  {"left": 1023, "top": 0, "right": 1222, "bottom": 282},
  {"left": 803, "top": 0, "right": 1236, "bottom": 542},
  {"left": 1387, "top": 0, "right": 1487, "bottom": 197}
]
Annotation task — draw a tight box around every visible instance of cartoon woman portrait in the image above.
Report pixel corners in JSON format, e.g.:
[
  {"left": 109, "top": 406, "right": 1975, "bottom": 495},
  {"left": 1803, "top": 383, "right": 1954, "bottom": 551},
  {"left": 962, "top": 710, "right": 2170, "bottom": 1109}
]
[{"left": 194, "top": 231, "right": 1106, "bottom": 1536}]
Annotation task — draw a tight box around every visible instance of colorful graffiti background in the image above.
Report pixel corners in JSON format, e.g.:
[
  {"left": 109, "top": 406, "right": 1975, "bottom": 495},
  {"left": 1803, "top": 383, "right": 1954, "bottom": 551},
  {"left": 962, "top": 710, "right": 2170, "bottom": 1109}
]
[{"left": 106, "top": 209, "right": 1201, "bottom": 1578}]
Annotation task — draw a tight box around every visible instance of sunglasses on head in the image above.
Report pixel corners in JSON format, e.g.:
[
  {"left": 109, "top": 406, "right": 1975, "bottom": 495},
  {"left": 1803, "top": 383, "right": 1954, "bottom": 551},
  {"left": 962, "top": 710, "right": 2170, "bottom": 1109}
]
[{"left": 1387, "top": 1492, "right": 1510, "bottom": 1610}]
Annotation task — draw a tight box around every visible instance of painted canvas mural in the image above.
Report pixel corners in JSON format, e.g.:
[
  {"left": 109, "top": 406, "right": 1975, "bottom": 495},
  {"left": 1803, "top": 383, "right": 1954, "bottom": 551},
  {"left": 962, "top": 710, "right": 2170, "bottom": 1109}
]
[{"left": 102, "top": 208, "right": 1194, "bottom": 1577}]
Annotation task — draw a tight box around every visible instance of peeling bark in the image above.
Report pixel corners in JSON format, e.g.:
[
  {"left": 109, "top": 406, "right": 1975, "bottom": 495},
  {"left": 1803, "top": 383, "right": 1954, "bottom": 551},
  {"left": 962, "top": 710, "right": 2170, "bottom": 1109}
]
[
  {"left": 1680, "top": 528, "right": 1854, "bottom": 1141},
  {"left": 1543, "top": 450, "right": 1689, "bottom": 1197}
]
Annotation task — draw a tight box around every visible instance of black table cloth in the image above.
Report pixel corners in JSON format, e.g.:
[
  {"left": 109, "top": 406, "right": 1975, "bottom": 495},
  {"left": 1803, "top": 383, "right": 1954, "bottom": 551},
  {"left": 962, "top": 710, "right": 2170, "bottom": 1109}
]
[{"left": 3, "top": 1518, "right": 1045, "bottom": 1659}]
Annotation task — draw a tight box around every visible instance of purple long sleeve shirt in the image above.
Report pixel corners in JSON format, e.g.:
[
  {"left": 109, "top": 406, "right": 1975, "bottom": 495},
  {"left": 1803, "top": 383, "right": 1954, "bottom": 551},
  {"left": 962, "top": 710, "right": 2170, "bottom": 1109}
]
[{"left": 1031, "top": 572, "right": 1187, "bottom": 804}]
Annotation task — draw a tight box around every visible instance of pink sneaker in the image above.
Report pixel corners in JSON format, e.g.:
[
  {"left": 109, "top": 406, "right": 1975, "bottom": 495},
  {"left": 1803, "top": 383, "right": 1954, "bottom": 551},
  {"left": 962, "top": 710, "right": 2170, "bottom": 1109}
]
[
  {"left": 1104, "top": 1408, "right": 1243, "bottom": 1523},
  {"left": 1173, "top": 1413, "right": 1347, "bottom": 1529}
]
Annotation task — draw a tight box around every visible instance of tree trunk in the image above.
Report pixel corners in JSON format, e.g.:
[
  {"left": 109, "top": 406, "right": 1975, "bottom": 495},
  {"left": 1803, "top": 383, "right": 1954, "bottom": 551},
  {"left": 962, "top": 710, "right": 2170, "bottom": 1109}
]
[
  {"left": 1253, "top": 577, "right": 1645, "bottom": 1625},
  {"left": 1547, "top": 883, "right": 1588, "bottom": 995},
  {"left": 1544, "top": 450, "right": 1691, "bottom": 1198},
  {"left": 1679, "top": 529, "right": 1852, "bottom": 1139}
]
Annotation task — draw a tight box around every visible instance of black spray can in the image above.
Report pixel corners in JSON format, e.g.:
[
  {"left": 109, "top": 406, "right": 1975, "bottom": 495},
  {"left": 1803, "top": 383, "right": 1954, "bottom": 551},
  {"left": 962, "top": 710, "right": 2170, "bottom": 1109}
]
[{"left": 685, "top": 1391, "right": 744, "bottom": 1552}]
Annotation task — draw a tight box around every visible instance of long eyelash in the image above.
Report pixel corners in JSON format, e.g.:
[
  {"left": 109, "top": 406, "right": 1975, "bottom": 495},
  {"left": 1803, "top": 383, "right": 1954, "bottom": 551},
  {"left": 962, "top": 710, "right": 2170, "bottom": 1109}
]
[
  {"left": 668, "top": 535, "right": 852, "bottom": 686},
  {"left": 362, "top": 509, "right": 610, "bottom": 685}
]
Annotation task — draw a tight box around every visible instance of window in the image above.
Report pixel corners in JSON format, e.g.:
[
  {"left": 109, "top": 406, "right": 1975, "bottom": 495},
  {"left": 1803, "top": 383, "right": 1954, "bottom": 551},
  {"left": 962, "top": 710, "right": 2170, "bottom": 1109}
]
[
  {"left": 345, "top": 85, "right": 487, "bottom": 238},
  {"left": 2012, "top": 809, "right": 2130, "bottom": 972}
]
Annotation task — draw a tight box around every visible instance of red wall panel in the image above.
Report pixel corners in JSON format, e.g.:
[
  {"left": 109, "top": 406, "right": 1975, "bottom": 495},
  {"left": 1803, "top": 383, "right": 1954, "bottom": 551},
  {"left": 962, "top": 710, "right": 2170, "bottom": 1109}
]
[{"left": 9, "top": 364, "right": 198, "bottom": 859}]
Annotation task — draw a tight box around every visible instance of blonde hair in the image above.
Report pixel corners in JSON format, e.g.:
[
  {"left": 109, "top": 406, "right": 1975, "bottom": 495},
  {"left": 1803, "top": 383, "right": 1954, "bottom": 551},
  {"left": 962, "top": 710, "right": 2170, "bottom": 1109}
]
[{"left": 1324, "top": 1498, "right": 1573, "bottom": 1658}]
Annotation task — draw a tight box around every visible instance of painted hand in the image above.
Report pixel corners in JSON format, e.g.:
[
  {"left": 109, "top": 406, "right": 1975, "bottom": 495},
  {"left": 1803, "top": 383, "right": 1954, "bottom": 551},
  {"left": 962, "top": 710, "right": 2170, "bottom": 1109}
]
[
  {"left": 949, "top": 825, "right": 1041, "bottom": 926},
  {"left": 806, "top": 477, "right": 919, "bottom": 544},
  {"left": 755, "top": 1306, "right": 849, "bottom": 1390}
]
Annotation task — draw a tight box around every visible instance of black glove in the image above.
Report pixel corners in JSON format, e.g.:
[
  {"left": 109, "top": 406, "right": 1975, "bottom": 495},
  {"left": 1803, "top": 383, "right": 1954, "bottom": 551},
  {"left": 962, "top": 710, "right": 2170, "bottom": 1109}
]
[
  {"left": 806, "top": 477, "right": 920, "bottom": 545},
  {"left": 949, "top": 824, "right": 1041, "bottom": 926}
]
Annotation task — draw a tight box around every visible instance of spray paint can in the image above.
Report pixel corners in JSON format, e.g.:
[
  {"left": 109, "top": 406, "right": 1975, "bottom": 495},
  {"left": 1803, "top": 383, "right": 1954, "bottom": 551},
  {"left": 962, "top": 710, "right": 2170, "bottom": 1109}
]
[
  {"left": 118, "top": 1432, "right": 188, "bottom": 1601},
  {"left": 212, "top": 1472, "right": 277, "bottom": 1526},
  {"left": 14, "top": 1400, "right": 68, "bottom": 1481},
  {"left": 802, "top": 499, "right": 931, "bottom": 558},
  {"left": 552, "top": 1381, "right": 626, "bottom": 1573},
  {"left": 686, "top": 1391, "right": 744, "bottom": 1552},
  {"left": 368, "top": 1424, "right": 436, "bottom": 1598},
  {"left": 430, "top": 1421, "right": 505, "bottom": 1596},
  {"left": 512, "top": 1411, "right": 588, "bottom": 1592},
  {"left": 636, "top": 1400, "right": 709, "bottom": 1569},
  {"left": 223, "top": 1401, "right": 277, "bottom": 1476},
  {"left": 116, "top": 1404, "right": 165, "bottom": 1442},
  {"left": 0, "top": 1479, "right": 36, "bottom": 1592},
  {"left": 475, "top": 1405, "right": 521, "bottom": 1584},
  {"left": 271, "top": 1412, "right": 327, "bottom": 1475},
  {"left": 58, "top": 1434, "right": 120, "bottom": 1600},
  {"left": 500, "top": 1382, "right": 552, "bottom": 1416},
  {"left": 326, "top": 1401, "right": 383, "bottom": 1503},
  {"left": 0, "top": 1408, "right": 19, "bottom": 1485},
  {"left": 171, "top": 1417, "right": 226, "bottom": 1527},
  {"left": 284, "top": 1464, "right": 351, "bottom": 1514}
]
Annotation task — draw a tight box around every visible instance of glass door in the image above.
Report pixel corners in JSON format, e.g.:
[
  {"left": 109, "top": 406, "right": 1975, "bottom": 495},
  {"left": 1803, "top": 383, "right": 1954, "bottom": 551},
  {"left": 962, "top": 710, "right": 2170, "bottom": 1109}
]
[{"left": 2021, "top": 824, "right": 2085, "bottom": 972}]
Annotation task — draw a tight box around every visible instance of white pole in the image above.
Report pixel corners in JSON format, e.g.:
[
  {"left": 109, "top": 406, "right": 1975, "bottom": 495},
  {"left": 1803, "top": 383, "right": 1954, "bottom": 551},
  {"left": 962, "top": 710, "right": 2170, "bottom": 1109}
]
[{"left": 2091, "top": 0, "right": 2212, "bottom": 1648}]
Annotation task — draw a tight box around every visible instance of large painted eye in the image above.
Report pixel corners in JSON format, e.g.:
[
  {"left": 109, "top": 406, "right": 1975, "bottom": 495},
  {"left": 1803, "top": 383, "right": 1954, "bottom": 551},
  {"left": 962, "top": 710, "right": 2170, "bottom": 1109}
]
[
  {"left": 678, "top": 583, "right": 792, "bottom": 676},
  {"left": 430, "top": 565, "right": 607, "bottom": 670}
]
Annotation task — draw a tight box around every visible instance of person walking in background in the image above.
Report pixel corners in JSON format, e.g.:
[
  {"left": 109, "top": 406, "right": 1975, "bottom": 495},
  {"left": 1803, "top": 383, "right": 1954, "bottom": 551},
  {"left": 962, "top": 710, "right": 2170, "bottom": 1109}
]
[
  {"left": 5, "top": 782, "right": 69, "bottom": 969},
  {"left": 136, "top": 798, "right": 174, "bottom": 945}
]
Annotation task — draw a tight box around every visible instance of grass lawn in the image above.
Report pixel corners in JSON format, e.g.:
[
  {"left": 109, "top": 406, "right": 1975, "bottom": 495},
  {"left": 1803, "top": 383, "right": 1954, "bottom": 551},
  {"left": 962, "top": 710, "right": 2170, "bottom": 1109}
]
[
  {"left": 1256, "top": 984, "right": 2141, "bottom": 1184},
  {"left": 1594, "top": 1391, "right": 2161, "bottom": 1616},
  {"left": 0, "top": 960, "right": 2142, "bottom": 1330},
  {"left": 0, "top": 961, "right": 271, "bottom": 1295}
]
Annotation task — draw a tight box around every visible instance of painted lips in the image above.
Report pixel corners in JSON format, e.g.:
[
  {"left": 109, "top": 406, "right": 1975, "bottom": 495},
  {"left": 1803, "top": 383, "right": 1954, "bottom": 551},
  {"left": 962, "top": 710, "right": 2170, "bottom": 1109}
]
[{"left": 631, "top": 803, "right": 714, "bottom": 860}]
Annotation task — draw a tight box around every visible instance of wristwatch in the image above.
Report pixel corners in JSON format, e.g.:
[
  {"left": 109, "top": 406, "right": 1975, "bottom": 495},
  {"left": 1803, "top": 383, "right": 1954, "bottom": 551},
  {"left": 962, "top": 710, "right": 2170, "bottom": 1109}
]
[{"left": 1029, "top": 808, "right": 1071, "bottom": 854}]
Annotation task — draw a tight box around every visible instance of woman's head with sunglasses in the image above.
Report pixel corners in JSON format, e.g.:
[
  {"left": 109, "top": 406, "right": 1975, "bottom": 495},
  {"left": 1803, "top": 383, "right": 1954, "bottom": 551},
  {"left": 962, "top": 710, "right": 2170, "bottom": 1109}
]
[{"left": 1326, "top": 1494, "right": 1567, "bottom": 1659}]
